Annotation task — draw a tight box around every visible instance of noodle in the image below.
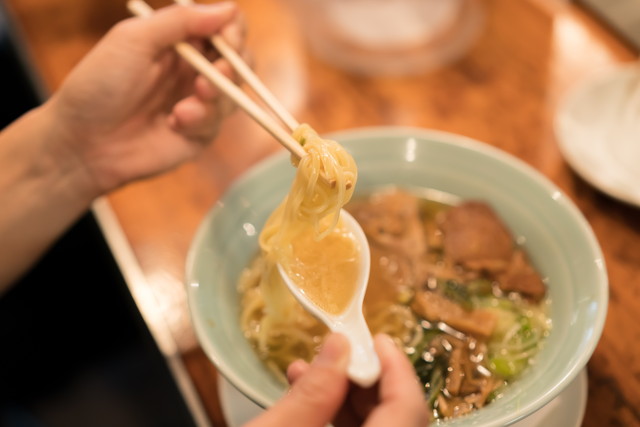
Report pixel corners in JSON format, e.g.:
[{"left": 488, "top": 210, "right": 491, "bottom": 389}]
[
  {"left": 239, "top": 124, "right": 358, "bottom": 375},
  {"left": 259, "top": 123, "right": 357, "bottom": 253},
  {"left": 239, "top": 181, "right": 550, "bottom": 421}
]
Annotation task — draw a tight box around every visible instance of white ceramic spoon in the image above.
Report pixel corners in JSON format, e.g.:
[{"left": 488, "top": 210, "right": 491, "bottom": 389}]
[{"left": 277, "top": 210, "right": 381, "bottom": 388}]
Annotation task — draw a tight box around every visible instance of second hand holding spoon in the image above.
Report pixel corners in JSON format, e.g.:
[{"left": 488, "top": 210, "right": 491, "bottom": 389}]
[{"left": 278, "top": 209, "right": 381, "bottom": 388}]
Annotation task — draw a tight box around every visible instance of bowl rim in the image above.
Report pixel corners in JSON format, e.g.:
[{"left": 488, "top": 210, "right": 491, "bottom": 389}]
[{"left": 185, "top": 126, "right": 609, "bottom": 426}]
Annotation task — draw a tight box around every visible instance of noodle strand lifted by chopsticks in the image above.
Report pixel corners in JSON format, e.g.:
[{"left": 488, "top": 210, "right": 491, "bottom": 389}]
[
  {"left": 259, "top": 124, "right": 357, "bottom": 255},
  {"left": 239, "top": 124, "right": 359, "bottom": 377}
]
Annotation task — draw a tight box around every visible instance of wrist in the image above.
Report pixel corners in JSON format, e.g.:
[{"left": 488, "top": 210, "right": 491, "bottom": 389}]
[
  {"left": 3, "top": 102, "right": 101, "bottom": 210},
  {"left": 0, "top": 103, "right": 101, "bottom": 287},
  {"left": 37, "top": 99, "right": 104, "bottom": 201}
]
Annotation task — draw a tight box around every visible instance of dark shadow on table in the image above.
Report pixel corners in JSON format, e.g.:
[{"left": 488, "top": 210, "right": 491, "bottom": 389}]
[{"left": 0, "top": 6, "right": 197, "bottom": 427}]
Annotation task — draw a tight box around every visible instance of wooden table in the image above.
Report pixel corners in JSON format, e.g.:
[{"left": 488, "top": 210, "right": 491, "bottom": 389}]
[{"left": 5, "top": 0, "right": 639, "bottom": 425}]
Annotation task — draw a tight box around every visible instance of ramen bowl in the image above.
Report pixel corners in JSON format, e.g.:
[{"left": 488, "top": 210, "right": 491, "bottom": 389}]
[{"left": 186, "top": 127, "right": 607, "bottom": 426}]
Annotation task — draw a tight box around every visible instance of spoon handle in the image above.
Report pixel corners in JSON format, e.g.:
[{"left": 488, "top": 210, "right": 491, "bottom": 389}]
[{"left": 332, "top": 310, "right": 381, "bottom": 388}]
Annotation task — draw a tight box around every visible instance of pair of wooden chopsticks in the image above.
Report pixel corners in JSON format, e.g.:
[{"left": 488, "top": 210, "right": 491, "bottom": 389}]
[{"left": 127, "top": 0, "right": 307, "bottom": 161}]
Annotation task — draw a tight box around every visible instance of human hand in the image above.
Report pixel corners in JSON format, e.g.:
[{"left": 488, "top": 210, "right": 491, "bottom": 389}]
[
  {"left": 45, "top": 2, "right": 244, "bottom": 195},
  {"left": 245, "top": 333, "right": 429, "bottom": 427}
]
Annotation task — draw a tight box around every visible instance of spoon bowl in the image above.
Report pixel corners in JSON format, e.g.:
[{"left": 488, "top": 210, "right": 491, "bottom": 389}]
[{"left": 277, "top": 209, "right": 381, "bottom": 387}]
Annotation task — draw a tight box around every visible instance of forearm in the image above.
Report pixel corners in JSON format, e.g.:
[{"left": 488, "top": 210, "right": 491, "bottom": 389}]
[
  {"left": 0, "top": 2, "right": 243, "bottom": 294},
  {"left": 0, "top": 102, "right": 99, "bottom": 292}
]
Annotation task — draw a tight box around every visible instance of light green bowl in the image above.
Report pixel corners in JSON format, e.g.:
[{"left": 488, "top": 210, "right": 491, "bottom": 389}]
[{"left": 186, "top": 127, "right": 608, "bottom": 426}]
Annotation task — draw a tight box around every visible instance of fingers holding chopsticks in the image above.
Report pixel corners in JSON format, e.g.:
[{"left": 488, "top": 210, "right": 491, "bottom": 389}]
[
  {"left": 123, "top": 1, "right": 237, "bottom": 51},
  {"left": 129, "top": 0, "right": 306, "bottom": 159},
  {"left": 121, "top": 0, "right": 247, "bottom": 143},
  {"left": 165, "top": 5, "right": 247, "bottom": 142},
  {"left": 191, "top": 14, "right": 249, "bottom": 104},
  {"left": 169, "top": 58, "right": 239, "bottom": 142}
]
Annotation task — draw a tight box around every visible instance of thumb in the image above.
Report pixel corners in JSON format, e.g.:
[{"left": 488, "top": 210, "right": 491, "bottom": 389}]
[
  {"left": 124, "top": 2, "right": 237, "bottom": 51},
  {"left": 245, "top": 333, "right": 351, "bottom": 427}
]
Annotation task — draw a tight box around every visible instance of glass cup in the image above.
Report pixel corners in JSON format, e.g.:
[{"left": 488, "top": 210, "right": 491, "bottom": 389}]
[{"left": 286, "top": 0, "right": 484, "bottom": 76}]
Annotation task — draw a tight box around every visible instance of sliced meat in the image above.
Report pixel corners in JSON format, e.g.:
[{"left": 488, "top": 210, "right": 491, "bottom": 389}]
[
  {"left": 498, "top": 250, "right": 546, "bottom": 302},
  {"left": 349, "top": 190, "right": 431, "bottom": 293},
  {"left": 439, "top": 201, "right": 514, "bottom": 273},
  {"left": 437, "top": 379, "right": 500, "bottom": 419},
  {"left": 446, "top": 346, "right": 465, "bottom": 395},
  {"left": 436, "top": 395, "right": 453, "bottom": 418},
  {"left": 461, "top": 377, "right": 503, "bottom": 409},
  {"left": 412, "top": 291, "right": 496, "bottom": 338},
  {"left": 365, "top": 244, "right": 413, "bottom": 307},
  {"left": 348, "top": 190, "right": 427, "bottom": 259}
]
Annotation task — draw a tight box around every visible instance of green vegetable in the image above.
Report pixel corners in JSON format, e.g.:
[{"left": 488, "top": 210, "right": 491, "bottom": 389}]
[
  {"left": 440, "top": 279, "right": 473, "bottom": 310},
  {"left": 426, "top": 363, "right": 444, "bottom": 407},
  {"left": 486, "top": 309, "right": 547, "bottom": 379},
  {"left": 489, "top": 356, "right": 527, "bottom": 378},
  {"left": 466, "top": 278, "right": 493, "bottom": 297},
  {"left": 408, "top": 328, "right": 440, "bottom": 364},
  {"left": 414, "top": 352, "right": 446, "bottom": 404},
  {"left": 409, "top": 324, "right": 445, "bottom": 405}
]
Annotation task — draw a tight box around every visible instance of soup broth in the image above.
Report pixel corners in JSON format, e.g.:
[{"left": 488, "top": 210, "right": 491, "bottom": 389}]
[
  {"left": 283, "top": 216, "right": 360, "bottom": 315},
  {"left": 238, "top": 187, "right": 551, "bottom": 420}
]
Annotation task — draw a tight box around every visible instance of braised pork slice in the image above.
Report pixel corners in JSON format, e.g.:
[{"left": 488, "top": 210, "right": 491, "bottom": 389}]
[
  {"left": 440, "top": 201, "right": 514, "bottom": 273},
  {"left": 498, "top": 250, "right": 546, "bottom": 302},
  {"left": 348, "top": 191, "right": 430, "bottom": 293},
  {"left": 348, "top": 190, "right": 426, "bottom": 259},
  {"left": 412, "top": 291, "right": 496, "bottom": 338}
]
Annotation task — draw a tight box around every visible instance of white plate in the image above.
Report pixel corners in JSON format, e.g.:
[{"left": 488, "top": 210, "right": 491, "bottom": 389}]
[
  {"left": 555, "top": 62, "right": 640, "bottom": 207},
  {"left": 218, "top": 368, "right": 588, "bottom": 427}
]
